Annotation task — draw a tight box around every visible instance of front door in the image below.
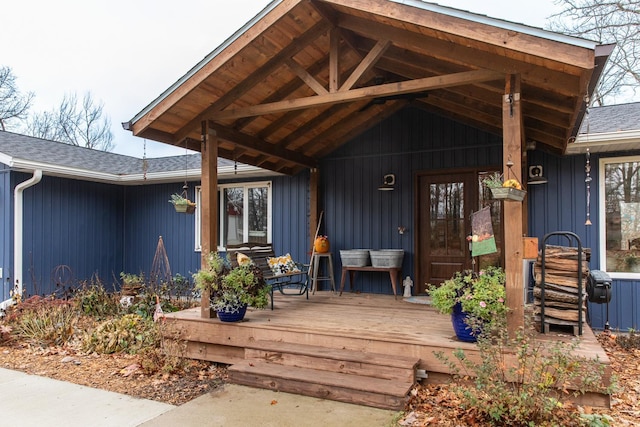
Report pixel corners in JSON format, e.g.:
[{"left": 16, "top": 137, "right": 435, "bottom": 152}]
[{"left": 416, "top": 170, "right": 502, "bottom": 294}]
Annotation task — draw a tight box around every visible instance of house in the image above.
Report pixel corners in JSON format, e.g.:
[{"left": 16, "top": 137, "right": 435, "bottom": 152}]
[
  {"left": 0, "top": 130, "right": 278, "bottom": 309},
  {"left": 124, "top": 0, "right": 619, "bottom": 335},
  {"left": 1, "top": 1, "right": 635, "bottom": 333}
]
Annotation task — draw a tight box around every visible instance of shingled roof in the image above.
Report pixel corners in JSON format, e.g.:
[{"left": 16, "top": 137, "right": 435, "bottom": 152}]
[
  {"left": 0, "top": 131, "right": 269, "bottom": 184},
  {"left": 567, "top": 102, "right": 640, "bottom": 154}
]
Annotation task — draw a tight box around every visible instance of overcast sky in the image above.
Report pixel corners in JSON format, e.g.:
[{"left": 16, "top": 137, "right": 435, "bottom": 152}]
[{"left": 3, "top": 0, "right": 561, "bottom": 158}]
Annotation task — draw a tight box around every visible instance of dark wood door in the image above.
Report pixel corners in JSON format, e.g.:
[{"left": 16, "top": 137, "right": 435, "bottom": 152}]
[{"left": 417, "top": 172, "right": 476, "bottom": 294}]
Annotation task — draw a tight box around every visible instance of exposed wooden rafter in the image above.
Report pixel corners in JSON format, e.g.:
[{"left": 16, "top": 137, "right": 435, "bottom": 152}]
[{"left": 211, "top": 69, "right": 503, "bottom": 121}]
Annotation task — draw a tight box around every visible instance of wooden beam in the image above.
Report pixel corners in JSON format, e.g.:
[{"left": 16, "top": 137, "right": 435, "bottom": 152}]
[
  {"left": 340, "top": 39, "right": 391, "bottom": 91},
  {"left": 325, "top": 0, "right": 595, "bottom": 69},
  {"left": 211, "top": 69, "right": 502, "bottom": 120},
  {"left": 173, "top": 21, "right": 331, "bottom": 143},
  {"left": 329, "top": 27, "right": 340, "bottom": 92},
  {"left": 200, "top": 122, "right": 218, "bottom": 319},
  {"left": 286, "top": 59, "right": 328, "bottom": 96},
  {"left": 130, "top": 0, "right": 303, "bottom": 136},
  {"left": 207, "top": 122, "right": 318, "bottom": 169},
  {"left": 338, "top": 14, "right": 584, "bottom": 97},
  {"left": 502, "top": 74, "right": 525, "bottom": 338}
]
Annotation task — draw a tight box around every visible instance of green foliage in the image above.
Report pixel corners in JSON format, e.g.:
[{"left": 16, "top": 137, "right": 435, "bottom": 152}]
[
  {"left": 616, "top": 328, "right": 640, "bottom": 350},
  {"left": 581, "top": 413, "right": 614, "bottom": 427},
  {"left": 434, "top": 318, "right": 612, "bottom": 426},
  {"left": 428, "top": 267, "right": 507, "bottom": 323},
  {"left": 482, "top": 171, "right": 504, "bottom": 189},
  {"left": 9, "top": 297, "right": 77, "bottom": 347},
  {"left": 193, "top": 252, "right": 271, "bottom": 313},
  {"left": 120, "top": 272, "right": 145, "bottom": 289},
  {"left": 82, "top": 314, "right": 160, "bottom": 354},
  {"left": 73, "top": 279, "right": 121, "bottom": 319}
]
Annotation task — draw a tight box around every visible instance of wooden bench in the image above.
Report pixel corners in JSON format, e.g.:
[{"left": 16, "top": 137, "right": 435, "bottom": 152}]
[{"left": 226, "top": 243, "right": 309, "bottom": 310}]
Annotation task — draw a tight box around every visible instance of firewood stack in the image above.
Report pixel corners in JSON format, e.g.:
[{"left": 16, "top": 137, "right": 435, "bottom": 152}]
[{"left": 533, "top": 245, "right": 590, "bottom": 334}]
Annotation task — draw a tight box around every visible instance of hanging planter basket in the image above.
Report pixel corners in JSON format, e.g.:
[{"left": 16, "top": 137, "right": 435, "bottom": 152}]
[
  {"left": 484, "top": 159, "right": 526, "bottom": 202},
  {"left": 169, "top": 192, "right": 196, "bottom": 214},
  {"left": 173, "top": 203, "right": 196, "bottom": 214},
  {"left": 490, "top": 187, "right": 526, "bottom": 202}
]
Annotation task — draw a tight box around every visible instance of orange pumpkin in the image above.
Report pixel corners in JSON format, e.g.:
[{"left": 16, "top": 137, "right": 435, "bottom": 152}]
[{"left": 314, "top": 236, "right": 330, "bottom": 253}]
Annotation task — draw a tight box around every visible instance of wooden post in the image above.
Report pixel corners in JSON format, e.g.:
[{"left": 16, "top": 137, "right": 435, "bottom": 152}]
[
  {"left": 503, "top": 74, "right": 525, "bottom": 337},
  {"left": 200, "top": 121, "right": 218, "bottom": 318}
]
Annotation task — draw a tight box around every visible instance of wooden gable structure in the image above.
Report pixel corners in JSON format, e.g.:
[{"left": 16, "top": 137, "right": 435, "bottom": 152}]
[{"left": 126, "top": 0, "right": 612, "bottom": 335}]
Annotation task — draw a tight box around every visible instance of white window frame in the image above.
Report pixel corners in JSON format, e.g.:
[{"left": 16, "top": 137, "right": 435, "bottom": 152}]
[
  {"left": 195, "top": 181, "right": 272, "bottom": 252},
  {"left": 599, "top": 155, "right": 640, "bottom": 279}
]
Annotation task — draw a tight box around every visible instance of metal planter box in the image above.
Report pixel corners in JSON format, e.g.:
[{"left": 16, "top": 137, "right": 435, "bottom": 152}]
[
  {"left": 340, "top": 249, "right": 370, "bottom": 267},
  {"left": 369, "top": 250, "right": 404, "bottom": 268},
  {"left": 490, "top": 187, "right": 526, "bottom": 202}
]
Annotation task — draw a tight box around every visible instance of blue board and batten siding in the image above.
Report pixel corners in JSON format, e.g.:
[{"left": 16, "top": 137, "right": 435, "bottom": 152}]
[
  {"left": 0, "top": 165, "right": 12, "bottom": 302},
  {"left": 321, "top": 107, "right": 502, "bottom": 294},
  {"left": 17, "top": 173, "right": 125, "bottom": 296},
  {"left": 529, "top": 149, "right": 640, "bottom": 331},
  {"left": 3, "top": 105, "right": 637, "bottom": 330},
  {"left": 122, "top": 174, "right": 310, "bottom": 284}
]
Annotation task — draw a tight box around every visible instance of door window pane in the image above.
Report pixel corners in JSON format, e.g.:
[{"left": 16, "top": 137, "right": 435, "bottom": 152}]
[{"left": 429, "top": 182, "right": 465, "bottom": 256}]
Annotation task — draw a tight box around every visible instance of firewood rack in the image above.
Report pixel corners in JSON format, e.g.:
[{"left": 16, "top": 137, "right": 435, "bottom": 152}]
[{"left": 540, "top": 231, "right": 585, "bottom": 336}]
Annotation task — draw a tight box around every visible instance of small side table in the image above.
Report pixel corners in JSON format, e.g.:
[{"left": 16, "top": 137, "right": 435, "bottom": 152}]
[{"left": 310, "top": 252, "right": 336, "bottom": 294}]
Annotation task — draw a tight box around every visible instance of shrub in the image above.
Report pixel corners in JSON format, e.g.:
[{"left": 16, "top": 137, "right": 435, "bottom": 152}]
[
  {"left": 10, "top": 297, "right": 77, "bottom": 347},
  {"left": 82, "top": 313, "right": 160, "bottom": 354},
  {"left": 73, "top": 279, "right": 121, "bottom": 319},
  {"left": 616, "top": 328, "right": 640, "bottom": 350},
  {"left": 435, "top": 318, "right": 612, "bottom": 426}
]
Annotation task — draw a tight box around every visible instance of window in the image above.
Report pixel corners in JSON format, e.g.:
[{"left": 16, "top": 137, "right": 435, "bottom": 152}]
[
  {"left": 600, "top": 156, "right": 640, "bottom": 276},
  {"left": 195, "top": 181, "right": 272, "bottom": 251}
]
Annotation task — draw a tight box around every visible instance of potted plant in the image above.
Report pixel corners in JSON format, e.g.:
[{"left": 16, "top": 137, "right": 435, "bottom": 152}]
[
  {"left": 120, "top": 272, "right": 145, "bottom": 297},
  {"left": 169, "top": 193, "right": 196, "bottom": 214},
  {"left": 193, "top": 252, "right": 271, "bottom": 322},
  {"left": 428, "top": 266, "right": 507, "bottom": 342},
  {"left": 482, "top": 172, "right": 526, "bottom": 202}
]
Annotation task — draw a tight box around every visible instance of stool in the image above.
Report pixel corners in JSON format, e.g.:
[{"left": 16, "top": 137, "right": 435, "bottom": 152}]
[{"left": 310, "top": 252, "right": 336, "bottom": 294}]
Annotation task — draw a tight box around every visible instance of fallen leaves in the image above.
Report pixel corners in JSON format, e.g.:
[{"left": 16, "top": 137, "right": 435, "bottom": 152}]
[
  {"left": 0, "top": 344, "right": 226, "bottom": 405},
  {"left": 399, "top": 332, "right": 640, "bottom": 426}
]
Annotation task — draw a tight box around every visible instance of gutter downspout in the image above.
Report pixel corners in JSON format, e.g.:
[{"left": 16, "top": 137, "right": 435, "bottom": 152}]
[{"left": 12, "top": 170, "right": 43, "bottom": 303}]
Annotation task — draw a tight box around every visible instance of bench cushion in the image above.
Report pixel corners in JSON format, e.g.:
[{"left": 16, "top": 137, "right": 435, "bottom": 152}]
[{"left": 267, "top": 253, "right": 301, "bottom": 276}]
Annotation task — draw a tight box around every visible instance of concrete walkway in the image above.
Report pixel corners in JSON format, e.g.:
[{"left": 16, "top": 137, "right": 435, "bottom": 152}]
[{"left": 0, "top": 368, "right": 399, "bottom": 426}]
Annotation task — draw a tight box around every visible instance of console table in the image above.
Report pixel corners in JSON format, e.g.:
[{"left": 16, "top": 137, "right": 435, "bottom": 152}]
[{"left": 339, "top": 266, "right": 401, "bottom": 299}]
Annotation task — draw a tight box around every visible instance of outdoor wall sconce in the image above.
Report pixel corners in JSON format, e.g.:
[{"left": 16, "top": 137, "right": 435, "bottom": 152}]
[
  {"left": 378, "top": 174, "right": 395, "bottom": 191},
  {"left": 527, "top": 165, "right": 548, "bottom": 185}
]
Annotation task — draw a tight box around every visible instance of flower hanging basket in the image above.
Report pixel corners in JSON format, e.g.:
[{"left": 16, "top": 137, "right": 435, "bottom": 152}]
[
  {"left": 489, "top": 187, "right": 526, "bottom": 202},
  {"left": 169, "top": 193, "right": 196, "bottom": 214}
]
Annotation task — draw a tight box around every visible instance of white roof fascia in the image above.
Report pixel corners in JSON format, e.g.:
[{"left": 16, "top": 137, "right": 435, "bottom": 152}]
[
  {"left": 567, "top": 129, "right": 640, "bottom": 154},
  {"left": 1, "top": 157, "right": 273, "bottom": 185}
]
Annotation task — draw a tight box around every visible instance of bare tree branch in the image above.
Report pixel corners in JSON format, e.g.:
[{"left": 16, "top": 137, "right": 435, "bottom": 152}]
[
  {"left": 0, "top": 66, "right": 34, "bottom": 131},
  {"left": 26, "top": 92, "right": 114, "bottom": 151},
  {"left": 549, "top": 0, "right": 640, "bottom": 105}
]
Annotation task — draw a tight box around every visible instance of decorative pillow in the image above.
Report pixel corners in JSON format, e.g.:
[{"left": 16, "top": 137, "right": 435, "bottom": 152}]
[
  {"left": 267, "top": 253, "right": 301, "bottom": 276},
  {"left": 236, "top": 252, "right": 253, "bottom": 266}
]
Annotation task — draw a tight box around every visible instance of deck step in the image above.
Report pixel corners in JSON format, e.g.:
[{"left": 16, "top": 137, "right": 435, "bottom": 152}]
[
  {"left": 228, "top": 359, "right": 413, "bottom": 410},
  {"left": 245, "top": 341, "right": 419, "bottom": 382}
]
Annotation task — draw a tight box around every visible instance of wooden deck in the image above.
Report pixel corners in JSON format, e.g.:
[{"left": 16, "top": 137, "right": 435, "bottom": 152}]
[{"left": 163, "top": 292, "right": 611, "bottom": 409}]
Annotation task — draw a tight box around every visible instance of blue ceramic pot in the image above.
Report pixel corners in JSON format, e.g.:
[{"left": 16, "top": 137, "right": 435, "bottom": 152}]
[
  {"left": 217, "top": 304, "right": 247, "bottom": 322},
  {"left": 451, "top": 302, "right": 478, "bottom": 343}
]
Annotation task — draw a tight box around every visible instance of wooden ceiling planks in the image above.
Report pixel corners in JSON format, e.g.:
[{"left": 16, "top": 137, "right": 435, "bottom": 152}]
[{"left": 128, "top": 0, "right": 605, "bottom": 174}]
